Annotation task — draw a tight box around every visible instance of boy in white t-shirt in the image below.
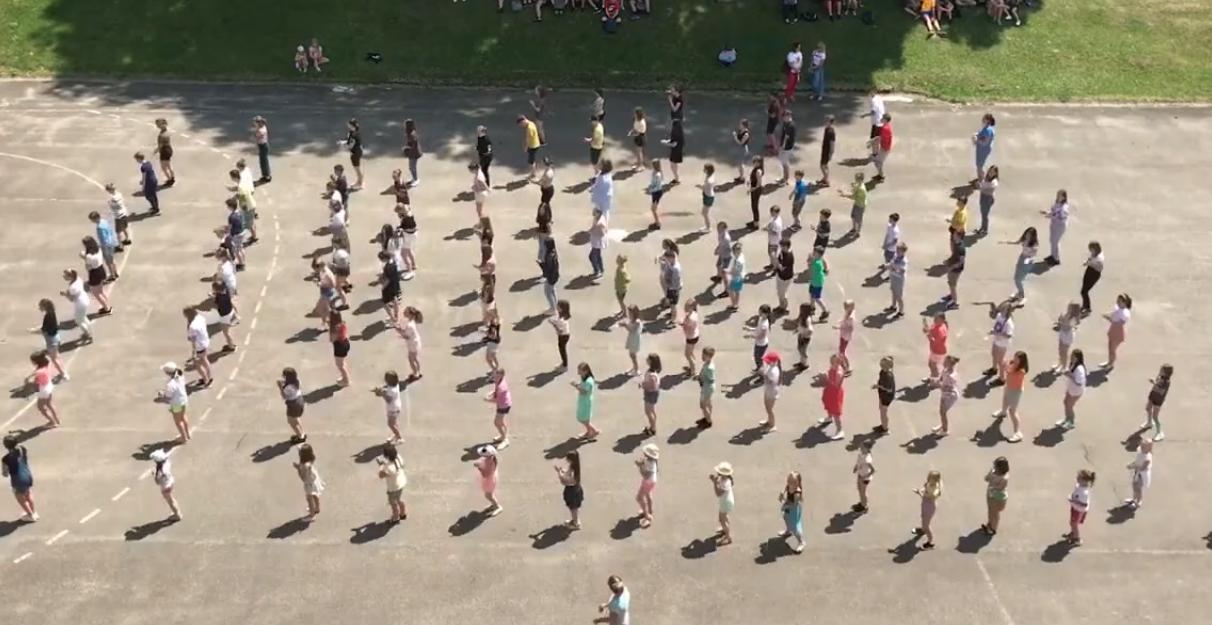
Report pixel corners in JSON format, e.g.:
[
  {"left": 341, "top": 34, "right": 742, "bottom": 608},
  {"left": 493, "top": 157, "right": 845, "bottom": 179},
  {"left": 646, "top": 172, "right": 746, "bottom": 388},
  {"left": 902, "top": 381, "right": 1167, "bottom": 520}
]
[
  {"left": 374, "top": 370, "right": 404, "bottom": 444},
  {"left": 1066, "top": 469, "right": 1095, "bottom": 545},
  {"left": 852, "top": 439, "right": 875, "bottom": 513}
]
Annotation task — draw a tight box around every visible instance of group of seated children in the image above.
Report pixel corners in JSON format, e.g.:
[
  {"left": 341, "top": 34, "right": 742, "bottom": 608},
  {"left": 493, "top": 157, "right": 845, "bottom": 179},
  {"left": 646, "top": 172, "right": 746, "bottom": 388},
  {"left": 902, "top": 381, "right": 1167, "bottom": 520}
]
[
  {"left": 523, "top": 0, "right": 651, "bottom": 22},
  {"left": 293, "top": 38, "right": 329, "bottom": 73}
]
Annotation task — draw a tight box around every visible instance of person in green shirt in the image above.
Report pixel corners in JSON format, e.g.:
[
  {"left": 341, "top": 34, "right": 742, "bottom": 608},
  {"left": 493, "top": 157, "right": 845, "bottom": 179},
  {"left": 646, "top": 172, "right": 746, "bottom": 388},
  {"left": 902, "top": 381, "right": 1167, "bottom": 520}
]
[
  {"left": 571, "top": 363, "right": 600, "bottom": 441},
  {"left": 808, "top": 246, "right": 830, "bottom": 322},
  {"left": 844, "top": 172, "right": 868, "bottom": 235},
  {"left": 695, "top": 346, "right": 717, "bottom": 428}
]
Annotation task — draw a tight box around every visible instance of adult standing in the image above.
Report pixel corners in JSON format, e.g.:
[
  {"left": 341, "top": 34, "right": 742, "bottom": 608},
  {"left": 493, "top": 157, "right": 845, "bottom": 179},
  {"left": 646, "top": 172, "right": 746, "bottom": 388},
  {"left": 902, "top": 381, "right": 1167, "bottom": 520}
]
[
  {"left": 778, "top": 111, "right": 797, "bottom": 184},
  {"left": 153, "top": 119, "right": 176, "bottom": 187},
  {"left": 476, "top": 125, "right": 494, "bottom": 187},
  {"left": 819, "top": 115, "right": 836, "bottom": 187},
  {"left": 973, "top": 113, "right": 996, "bottom": 182},
  {"left": 980, "top": 457, "right": 1009, "bottom": 536},
  {"left": 403, "top": 118, "right": 422, "bottom": 187},
  {"left": 784, "top": 42, "right": 804, "bottom": 102},
  {"left": 518, "top": 115, "right": 543, "bottom": 179},
  {"left": 808, "top": 42, "right": 827, "bottom": 100},
  {"left": 134, "top": 151, "right": 159, "bottom": 214},
  {"left": 867, "top": 89, "right": 886, "bottom": 157},
  {"left": 2, "top": 435, "right": 37, "bottom": 522},
  {"left": 344, "top": 118, "right": 364, "bottom": 190},
  {"left": 872, "top": 114, "right": 893, "bottom": 182},
  {"left": 1041, "top": 189, "right": 1069, "bottom": 266},
  {"left": 661, "top": 119, "right": 684, "bottom": 184},
  {"left": 598, "top": 576, "right": 631, "bottom": 625},
  {"left": 667, "top": 84, "right": 685, "bottom": 122},
  {"left": 252, "top": 116, "right": 271, "bottom": 183}
]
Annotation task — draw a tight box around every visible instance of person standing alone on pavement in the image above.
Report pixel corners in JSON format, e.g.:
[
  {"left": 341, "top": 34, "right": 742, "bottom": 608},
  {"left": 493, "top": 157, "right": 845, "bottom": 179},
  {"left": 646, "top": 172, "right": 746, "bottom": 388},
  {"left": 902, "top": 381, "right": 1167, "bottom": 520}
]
[
  {"left": 252, "top": 116, "right": 271, "bottom": 183},
  {"left": 134, "top": 152, "right": 159, "bottom": 214}
]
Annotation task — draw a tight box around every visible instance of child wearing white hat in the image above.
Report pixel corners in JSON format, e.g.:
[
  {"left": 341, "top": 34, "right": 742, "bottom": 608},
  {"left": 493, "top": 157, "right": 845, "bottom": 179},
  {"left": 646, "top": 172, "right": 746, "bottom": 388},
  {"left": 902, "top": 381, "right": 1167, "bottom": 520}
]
[
  {"left": 635, "top": 444, "right": 659, "bottom": 528},
  {"left": 711, "top": 462, "right": 735, "bottom": 545},
  {"left": 149, "top": 448, "right": 181, "bottom": 521}
]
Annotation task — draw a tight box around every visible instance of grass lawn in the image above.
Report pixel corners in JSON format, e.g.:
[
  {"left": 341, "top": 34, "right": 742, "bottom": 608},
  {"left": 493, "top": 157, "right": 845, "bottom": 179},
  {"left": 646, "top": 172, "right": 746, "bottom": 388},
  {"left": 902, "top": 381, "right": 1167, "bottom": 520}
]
[{"left": 1, "top": 0, "right": 1210, "bottom": 101}]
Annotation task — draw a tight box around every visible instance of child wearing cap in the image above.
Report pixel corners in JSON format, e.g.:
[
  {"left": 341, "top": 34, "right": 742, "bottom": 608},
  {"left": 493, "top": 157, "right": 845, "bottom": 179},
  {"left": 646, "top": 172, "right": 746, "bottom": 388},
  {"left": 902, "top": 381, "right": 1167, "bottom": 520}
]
[
  {"left": 150, "top": 448, "right": 182, "bottom": 521},
  {"left": 474, "top": 445, "right": 502, "bottom": 517},
  {"left": 710, "top": 462, "right": 735, "bottom": 546}
]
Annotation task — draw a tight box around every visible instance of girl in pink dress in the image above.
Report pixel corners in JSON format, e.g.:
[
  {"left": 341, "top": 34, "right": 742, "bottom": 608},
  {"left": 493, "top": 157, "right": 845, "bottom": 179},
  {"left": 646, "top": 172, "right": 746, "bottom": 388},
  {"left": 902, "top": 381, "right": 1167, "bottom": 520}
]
[
  {"left": 818, "top": 354, "right": 846, "bottom": 440},
  {"left": 474, "top": 445, "right": 502, "bottom": 517}
]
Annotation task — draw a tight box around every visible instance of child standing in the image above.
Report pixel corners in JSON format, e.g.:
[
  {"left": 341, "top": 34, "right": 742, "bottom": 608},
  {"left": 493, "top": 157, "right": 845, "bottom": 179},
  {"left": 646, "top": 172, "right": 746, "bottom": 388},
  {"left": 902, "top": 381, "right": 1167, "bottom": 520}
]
[
  {"left": 1066, "top": 469, "right": 1095, "bottom": 545},
  {"left": 294, "top": 444, "right": 324, "bottom": 521},
  {"left": 779, "top": 472, "right": 805, "bottom": 553},
  {"left": 699, "top": 164, "right": 716, "bottom": 232},
  {"left": 764, "top": 205, "right": 785, "bottom": 273},
  {"left": 474, "top": 445, "right": 502, "bottom": 517},
  {"left": 710, "top": 462, "right": 735, "bottom": 546},
  {"left": 745, "top": 305, "right": 773, "bottom": 372},
  {"left": 1141, "top": 364, "right": 1172, "bottom": 441},
  {"left": 844, "top": 172, "right": 868, "bottom": 235},
  {"left": 1053, "top": 302, "right": 1081, "bottom": 372},
  {"left": 105, "top": 183, "right": 132, "bottom": 247},
  {"left": 793, "top": 303, "right": 815, "bottom": 370},
  {"left": 681, "top": 301, "right": 701, "bottom": 375},
  {"left": 549, "top": 300, "right": 572, "bottom": 370},
  {"left": 913, "top": 471, "right": 943, "bottom": 550},
  {"left": 397, "top": 307, "right": 424, "bottom": 381},
  {"left": 636, "top": 444, "right": 659, "bottom": 527},
  {"left": 994, "top": 352, "right": 1028, "bottom": 443},
  {"left": 647, "top": 160, "right": 665, "bottom": 229},
  {"left": 614, "top": 254, "right": 631, "bottom": 317},
  {"left": 874, "top": 356, "right": 896, "bottom": 433},
  {"left": 484, "top": 308, "right": 502, "bottom": 373},
  {"left": 788, "top": 170, "right": 810, "bottom": 230},
  {"left": 835, "top": 300, "right": 856, "bottom": 374},
  {"left": 639, "top": 354, "right": 662, "bottom": 436},
  {"left": 618, "top": 305, "right": 642, "bottom": 376},
  {"left": 713, "top": 222, "right": 733, "bottom": 296},
  {"left": 1057, "top": 349, "right": 1087, "bottom": 430},
  {"left": 486, "top": 368, "right": 513, "bottom": 449},
  {"left": 808, "top": 246, "right": 830, "bottom": 321},
  {"left": 29, "top": 352, "right": 60, "bottom": 427},
  {"left": 811, "top": 208, "right": 833, "bottom": 254},
  {"left": 375, "top": 371, "right": 404, "bottom": 445},
  {"left": 697, "top": 347, "right": 717, "bottom": 428},
  {"left": 727, "top": 241, "right": 746, "bottom": 310},
  {"left": 817, "top": 353, "right": 846, "bottom": 440},
  {"left": 852, "top": 439, "right": 875, "bottom": 513},
  {"left": 1126, "top": 440, "right": 1153, "bottom": 509},
  {"left": 149, "top": 449, "right": 182, "bottom": 521}
]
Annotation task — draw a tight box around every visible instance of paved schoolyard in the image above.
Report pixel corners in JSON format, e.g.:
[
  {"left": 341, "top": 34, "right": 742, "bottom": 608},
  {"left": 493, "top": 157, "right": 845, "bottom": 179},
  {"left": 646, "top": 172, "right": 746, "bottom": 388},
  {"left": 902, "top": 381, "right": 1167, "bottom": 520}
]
[{"left": 0, "top": 80, "right": 1210, "bottom": 625}]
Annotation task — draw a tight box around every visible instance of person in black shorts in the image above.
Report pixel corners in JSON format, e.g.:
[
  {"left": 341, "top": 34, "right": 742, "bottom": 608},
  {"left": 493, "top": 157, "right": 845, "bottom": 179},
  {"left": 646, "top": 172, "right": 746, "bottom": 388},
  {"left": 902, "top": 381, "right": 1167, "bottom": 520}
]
[
  {"left": 154, "top": 118, "right": 176, "bottom": 187},
  {"left": 747, "top": 156, "right": 765, "bottom": 229},
  {"left": 662, "top": 119, "right": 684, "bottom": 184},
  {"left": 344, "top": 118, "right": 364, "bottom": 189},
  {"left": 874, "top": 356, "right": 896, "bottom": 433},
  {"left": 819, "top": 114, "right": 836, "bottom": 187},
  {"left": 476, "top": 125, "right": 494, "bottom": 187}
]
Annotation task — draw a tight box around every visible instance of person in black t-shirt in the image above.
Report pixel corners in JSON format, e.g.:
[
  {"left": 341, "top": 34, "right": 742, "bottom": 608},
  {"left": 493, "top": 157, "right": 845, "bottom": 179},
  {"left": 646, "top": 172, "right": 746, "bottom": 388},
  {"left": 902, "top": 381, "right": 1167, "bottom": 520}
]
[
  {"left": 778, "top": 112, "right": 797, "bottom": 184},
  {"left": 476, "top": 125, "right": 494, "bottom": 187},
  {"left": 819, "top": 114, "right": 836, "bottom": 187},
  {"left": 774, "top": 239, "right": 796, "bottom": 313}
]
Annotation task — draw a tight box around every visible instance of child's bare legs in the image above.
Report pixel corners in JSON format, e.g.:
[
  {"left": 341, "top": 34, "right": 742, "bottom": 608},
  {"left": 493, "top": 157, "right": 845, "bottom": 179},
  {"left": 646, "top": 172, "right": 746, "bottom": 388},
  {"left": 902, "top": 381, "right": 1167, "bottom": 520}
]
[
  {"left": 878, "top": 402, "right": 889, "bottom": 430},
  {"left": 494, "top": 413, "right": 509, "bottom": 444},
  {"left": 14, "top": 491, "right": 35, "bottom": 517},
  {"left": 1106, "top": 336, "right": 1122, "bottom": 367},
  {"left": 684, "top": 344, "right": 696, "bottom": 375},
  {"left": 352, "top": 165, "right": 364, "bottom": 189},
  {"left": 48, "top": 350, "right": 66, "bottom": 379},
  {"left": 36, "top": 398, "right": 59, "bottom": 426},
  {"left": 484, "top": 489, "right": 500, "bottom": 512},
  {"left": 670, "top": 162, "right": 679, "bottom": 183},
  {"left": 221, "top": 326, "right": 236, "bottom": 350},
  {"left": 92, "top": 286, "right": 111, "bottom": 310},
  {"left": 986, "top": 500, "right": 1001, "bottom": 532},
  {"left": 161, "top": 488, "right": 181, "bottom": 519},
  {"left": 991, "top": 345, "right": 1006, "bottom": 378},
  {"left": 616, "top": 292, "right": 627, "bottom": 317},
  {"left": 408, "top": 352, "right": 421, "bottom": 378},
  {"left": 728, "top": 286, "right": 740, "bottom": 309},
  {"left": 699, "top": 397, "right": 713, "bottom": 424},
  {"left": 306, "top": 494, "right": 320, "bottom": 517},
  {"left": 485, "top": 349, "right": 499, "bottom": 372},
  {"left": 173, "top": 411, "right": 191, "bottom": 442},
  {"left": 650, "top": 201, "right": 661, "bottom": 228},
  {"left": 388, "top": 415, "right": 402, "bottom": 443},
  {"left": 1008, "top": 406, "right": 1021, "bottom": 438},
  {"left": 762, "top": 396, "right": 776, "bottom": 429},
  {"left": 717, "top": 511, "right": 732, "bottom": 544},
  {"left": 701, "top": 205, "right": 711, "bottom": 231},
  {"left": 160, "top": 159, "right": 175, "bottom": 183},
  {"left": 643, "top": 403, "right": 657, "bottom": 434},
  {"left": 334, "top": 356, "right": 350, "bottom": 386},
  {"left": 288, "top": 416, "right": 305, "bottom": 440},
  {"left": 927, "top": 358, "right": 940, "bottom": 380},
  {"left": 627, "top": 350, "right": 639, "bottom": 376},
  {"left": 857, "top": 478, "right": 869, "bottom": 509},
  {"left": 195, "top": 354, "right": 213, "bottom": 385}
]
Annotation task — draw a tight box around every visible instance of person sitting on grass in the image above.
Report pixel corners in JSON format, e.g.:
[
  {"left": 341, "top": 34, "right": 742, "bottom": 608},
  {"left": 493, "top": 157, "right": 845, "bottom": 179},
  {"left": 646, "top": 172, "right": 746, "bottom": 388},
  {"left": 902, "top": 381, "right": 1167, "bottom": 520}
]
[
  {"left": 603, "top": 0, "right": 622, "bottom": 26},
  {"left": 629, "top": 0, "right": 650, "bottom": 18},
  {"left": 571, "top": 0, "right": 601, "bottom": 10},
  {"left": 919, "top": 0, "right": 943, "bottom": 37},
  {"left": 535, "top": 0, "right": 569, "bottom": 20},
  {"left": 294, "top": 46, "right": 307, "bottom": 73},
  {"left": 307, "top": 38, "right": 329, "bottom": 72},
  {"left": 718, "top": 45, "right": 738, "bottom": 68},
  {"left": 782, "top": 0, "right": 799, "bottom": 24},
  {"left": 844, "top": 0, "right": 861, "bottom": 16},
  {"left": 937, "top": 0, "right": 955, "bottom": 21}
]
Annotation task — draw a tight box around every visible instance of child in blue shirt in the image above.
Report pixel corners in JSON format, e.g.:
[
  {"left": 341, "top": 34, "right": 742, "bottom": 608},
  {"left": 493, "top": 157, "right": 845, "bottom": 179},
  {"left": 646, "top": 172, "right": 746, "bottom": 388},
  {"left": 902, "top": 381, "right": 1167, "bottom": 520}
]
[{"left": 788, "top": 170, "right": 811, "bottom": 230}]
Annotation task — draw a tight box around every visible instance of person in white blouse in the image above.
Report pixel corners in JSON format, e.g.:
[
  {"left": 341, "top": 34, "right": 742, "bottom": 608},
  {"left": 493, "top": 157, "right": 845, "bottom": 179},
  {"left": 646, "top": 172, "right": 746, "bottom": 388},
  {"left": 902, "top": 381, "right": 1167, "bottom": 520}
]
[
  {"left": 1057, "top": 349, "right": 1086, "bottom": 430},
  {"left": 149, "top": 448, "right": 182, "bottom": 521},
  {"left": 1125, "top": 439, "right": 1153, "bottom": 509},
  {"left": 867, "top": 88, "right": 886, "bottom": 157},
  {"left": 784, "top": 42, "right": 804, "bottom": 102}
]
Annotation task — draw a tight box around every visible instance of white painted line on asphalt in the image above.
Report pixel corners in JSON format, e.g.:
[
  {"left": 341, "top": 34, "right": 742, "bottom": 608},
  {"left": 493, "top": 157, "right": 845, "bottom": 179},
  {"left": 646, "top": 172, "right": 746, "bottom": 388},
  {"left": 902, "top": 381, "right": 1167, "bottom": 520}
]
[
  {"left": 179, "top": 132, "right": 191, "bottom": 138},
  {"left": 976, "top": 557, "right": 1016, "bottom": 625},
  {"left": 46, "top": 529, "right": 69, "bottom": 546},
  {"left": 255, "top": 298, "right": 264, "bottom": 313},
  {"left": 250, "top": 318, "right": 259, "bottom": 330},
  {"left": 112, "top": 487, "right": 131, "bottom": 502},
  {"left": 13, "top": 552, "right": 32, "bottom": 564},
  {"left": 216, "top": 387, "right": 228, "bottom": 401},
  {"left": 228, "top": 367, "right": 240, "bottom": 382},
  {"left": 243, "top": 334, "right": 252, "bottom": 347},
  {"left": 86, "top": 110, "right": 101, "bottom": 115},
  {"left": 79, "top": 509, "right": 101, "bottom": 524},
  {"left": 139, "top": 468, "right": 152, "bottom": 481}
]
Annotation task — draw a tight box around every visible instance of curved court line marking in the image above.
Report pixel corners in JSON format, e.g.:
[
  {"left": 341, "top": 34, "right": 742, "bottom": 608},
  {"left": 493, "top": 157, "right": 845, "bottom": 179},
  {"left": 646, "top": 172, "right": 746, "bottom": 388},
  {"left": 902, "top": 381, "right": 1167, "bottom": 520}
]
[{"left": 0, "top": 152, "right": 128, "bottom": 431}]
